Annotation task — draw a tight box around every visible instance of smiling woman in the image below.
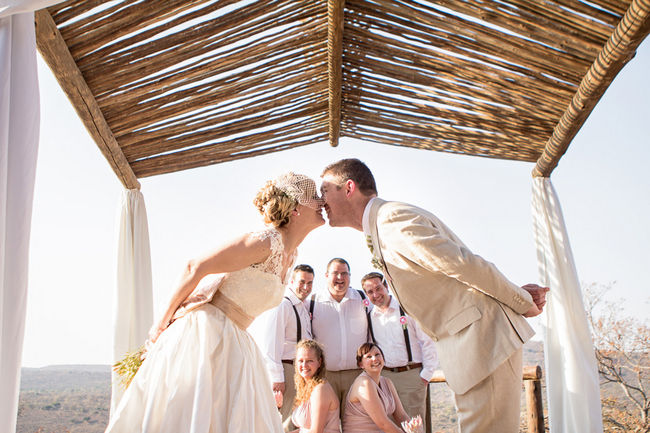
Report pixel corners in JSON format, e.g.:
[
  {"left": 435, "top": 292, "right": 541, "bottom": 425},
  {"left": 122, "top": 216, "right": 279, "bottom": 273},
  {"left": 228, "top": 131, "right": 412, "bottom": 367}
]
[
  {"left": 291, "top": 340, "right": 340, "bottom": 433},
  {"left": 343, "top": 343, "right": 410, "bottom": 433}
]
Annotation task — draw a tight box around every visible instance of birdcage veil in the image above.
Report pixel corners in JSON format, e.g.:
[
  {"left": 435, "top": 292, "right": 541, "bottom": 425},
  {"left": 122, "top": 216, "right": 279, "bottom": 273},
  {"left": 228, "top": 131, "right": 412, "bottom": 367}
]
[{"left": 273, "top": 172, "right": 323, "bottom": 210}]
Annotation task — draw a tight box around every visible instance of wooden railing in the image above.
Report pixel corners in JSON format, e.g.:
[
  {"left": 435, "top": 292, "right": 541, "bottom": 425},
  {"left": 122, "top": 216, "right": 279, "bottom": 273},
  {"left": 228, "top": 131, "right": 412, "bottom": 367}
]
[{"left": 428, "top": 365, "right": 545, "bottom": 433}]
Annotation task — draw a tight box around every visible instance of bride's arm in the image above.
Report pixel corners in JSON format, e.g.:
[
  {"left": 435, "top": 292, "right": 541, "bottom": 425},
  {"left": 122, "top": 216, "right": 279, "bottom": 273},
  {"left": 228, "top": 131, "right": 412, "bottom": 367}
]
[{"left": 149, "top": 233, "right": 271, "bottom": 342}]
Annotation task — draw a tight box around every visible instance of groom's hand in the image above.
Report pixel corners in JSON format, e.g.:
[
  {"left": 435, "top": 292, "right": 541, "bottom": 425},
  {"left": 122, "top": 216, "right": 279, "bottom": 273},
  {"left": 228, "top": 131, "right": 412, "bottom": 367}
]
[{"left": 522, "top": 284, "right": 550, "bottom": 317}]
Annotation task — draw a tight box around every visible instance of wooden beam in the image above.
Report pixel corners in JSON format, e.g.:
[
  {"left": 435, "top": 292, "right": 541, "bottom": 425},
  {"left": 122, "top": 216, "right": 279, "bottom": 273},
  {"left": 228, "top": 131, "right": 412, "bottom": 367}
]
[
  {"left": 35, "top": 9, "right": 140, "bottom": 189},
  {"left": 327, "top": 0, "right": 344, "bottom": 147},
  {"left": 533, "top": 0, "right": 650, "bottom": 177}
]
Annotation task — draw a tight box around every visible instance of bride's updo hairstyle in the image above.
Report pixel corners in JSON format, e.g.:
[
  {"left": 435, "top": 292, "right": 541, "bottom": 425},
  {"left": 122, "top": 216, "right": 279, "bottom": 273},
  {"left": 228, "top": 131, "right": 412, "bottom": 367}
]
[
  {"left": 254, "top": 182, "right": 296, "bottom": 228},
  {"left": 254, "top": 172, "right": 322, "bottom": 228}
]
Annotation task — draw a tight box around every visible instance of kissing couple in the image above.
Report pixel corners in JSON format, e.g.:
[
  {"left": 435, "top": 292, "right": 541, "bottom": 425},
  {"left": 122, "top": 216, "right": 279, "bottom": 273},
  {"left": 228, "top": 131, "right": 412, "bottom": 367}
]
[{"left": 106, "top": 159, "right": 548, "bottom": 433}]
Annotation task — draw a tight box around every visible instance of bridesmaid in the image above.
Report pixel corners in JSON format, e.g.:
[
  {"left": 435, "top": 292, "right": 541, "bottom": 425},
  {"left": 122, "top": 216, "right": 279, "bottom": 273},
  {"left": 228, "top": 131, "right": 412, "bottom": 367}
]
[
  {"left": 342, "top": 343, "right": 410, "bottom": 433},
  {"left": 291, "top": 340, "right": 341, "bottom": 433}
]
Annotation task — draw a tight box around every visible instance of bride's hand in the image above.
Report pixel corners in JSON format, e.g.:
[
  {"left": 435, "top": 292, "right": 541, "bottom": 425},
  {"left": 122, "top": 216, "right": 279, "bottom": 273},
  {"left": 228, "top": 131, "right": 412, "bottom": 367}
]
[{"left": 148, "top": 317, "right": 171, "bottom": 344}]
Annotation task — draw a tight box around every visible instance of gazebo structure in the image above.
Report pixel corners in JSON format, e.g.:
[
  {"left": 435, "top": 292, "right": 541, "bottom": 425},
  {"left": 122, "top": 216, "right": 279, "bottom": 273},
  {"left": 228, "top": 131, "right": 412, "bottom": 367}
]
[
  {"left": 31, "top": 0, "right": 650, "bottom": 186},
  {"left": 2, "top": 0, "right": 649, "bottom": 432}
]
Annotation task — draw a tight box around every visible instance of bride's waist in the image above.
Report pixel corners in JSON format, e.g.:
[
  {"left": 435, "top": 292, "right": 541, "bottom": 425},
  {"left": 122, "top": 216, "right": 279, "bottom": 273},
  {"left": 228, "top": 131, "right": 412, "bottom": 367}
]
[{"left": 209, "top": 291, "right": 254, "bottom": 330}]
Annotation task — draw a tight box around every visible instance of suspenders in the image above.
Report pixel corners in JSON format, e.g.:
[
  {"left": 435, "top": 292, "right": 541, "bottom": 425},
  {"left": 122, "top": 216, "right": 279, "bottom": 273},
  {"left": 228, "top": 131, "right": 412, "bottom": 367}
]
[
  {"left": 367, "top": 300, "right": 413, "bottom": 363},
  {"left": 284, "top": 296, "right": 302, "bottom": 342},
  {"left": 309, "top": 292, "right": 413, "bottom": 364},
  {"left": 309, "top": 295, "right": 315, "bottom": 321}
]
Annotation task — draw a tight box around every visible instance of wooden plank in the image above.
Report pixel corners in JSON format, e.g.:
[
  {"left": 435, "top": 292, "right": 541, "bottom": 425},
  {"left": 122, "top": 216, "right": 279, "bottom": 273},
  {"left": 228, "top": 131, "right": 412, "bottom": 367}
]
[
  {"left": 35, "top": 9, "right": 140, "bottom": 189},
  {"left": 327, "top": 0, "right": 345, "bottom": 147},
  {"left": 533, "top": 0, "right": 650, "bottom": 177}
]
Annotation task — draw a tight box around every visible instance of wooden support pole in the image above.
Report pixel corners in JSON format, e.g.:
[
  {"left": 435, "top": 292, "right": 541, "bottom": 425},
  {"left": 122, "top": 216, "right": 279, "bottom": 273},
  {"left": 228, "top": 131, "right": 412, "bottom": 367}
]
[
  {"left": 525, "top": 379, "right": 545, "bottom": 433},
  {"left": 327, "top": 0, "right": 344, "bottom": 147},
  {"left": 35, "top": 9, "right": 141, "bottom": 190},
  {"left": 533, "top": 0, "right": 650, "bottom": 177}
]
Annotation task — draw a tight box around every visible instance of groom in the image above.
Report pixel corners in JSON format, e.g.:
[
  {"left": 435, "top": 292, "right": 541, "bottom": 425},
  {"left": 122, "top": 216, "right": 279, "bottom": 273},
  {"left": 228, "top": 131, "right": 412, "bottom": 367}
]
[{"left": 320, "top": 158, "right": 549, "bottom": 433}]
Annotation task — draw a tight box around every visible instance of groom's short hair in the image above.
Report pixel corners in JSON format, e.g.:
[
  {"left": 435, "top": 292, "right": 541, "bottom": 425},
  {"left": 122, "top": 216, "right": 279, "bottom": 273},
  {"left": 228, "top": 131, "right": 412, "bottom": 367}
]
[{"left": 322, "top": 158, "right": 377, "bottom": 196}]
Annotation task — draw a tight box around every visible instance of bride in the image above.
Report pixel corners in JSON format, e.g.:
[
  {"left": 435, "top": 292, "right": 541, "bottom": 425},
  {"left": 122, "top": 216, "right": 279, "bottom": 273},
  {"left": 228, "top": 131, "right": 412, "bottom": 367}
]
[{"left": 105, "top": 172, "right": 325, "bottom": 433}]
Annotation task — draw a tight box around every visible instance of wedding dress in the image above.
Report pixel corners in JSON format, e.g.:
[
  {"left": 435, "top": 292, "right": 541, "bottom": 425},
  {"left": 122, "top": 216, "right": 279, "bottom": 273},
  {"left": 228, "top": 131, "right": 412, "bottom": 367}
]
[{"left": 106, "top": 228, "right": 292, "bottom": 433}]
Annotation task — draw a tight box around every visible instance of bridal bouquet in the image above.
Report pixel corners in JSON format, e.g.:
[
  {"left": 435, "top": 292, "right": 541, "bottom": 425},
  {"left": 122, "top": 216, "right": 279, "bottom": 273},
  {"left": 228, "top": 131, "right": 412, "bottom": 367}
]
[
  {"left": 401, "top": 415, "right": 424, "bottom": 433},
  {"left": 113, "top": 345, "right": 147, "bottom": 389}
]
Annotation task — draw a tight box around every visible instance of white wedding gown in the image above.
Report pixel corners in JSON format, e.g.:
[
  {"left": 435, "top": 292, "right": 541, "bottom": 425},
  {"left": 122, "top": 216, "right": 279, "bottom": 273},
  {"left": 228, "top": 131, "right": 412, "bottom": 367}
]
[{"left": 106, "top": 228, "right": 292, "bottom": 433}]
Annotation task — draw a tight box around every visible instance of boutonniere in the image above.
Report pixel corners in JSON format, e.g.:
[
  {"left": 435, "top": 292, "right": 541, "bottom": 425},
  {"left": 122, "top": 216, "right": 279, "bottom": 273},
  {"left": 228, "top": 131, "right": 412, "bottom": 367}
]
[
  {"left": 366, "top": 235, "right": 383, "bottom": 270},
  {"left": 363, "top": 298, "right": 370, "bottom": 308},
  {"left": 399, "top": 315, "right": 408, "bottom": 330}
]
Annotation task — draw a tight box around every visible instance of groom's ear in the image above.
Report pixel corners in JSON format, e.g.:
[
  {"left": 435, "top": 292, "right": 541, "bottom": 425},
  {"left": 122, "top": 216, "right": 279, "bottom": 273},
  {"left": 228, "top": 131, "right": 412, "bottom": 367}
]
[{"left": 344, "top": 179, "right": 356, "bottom": 197}]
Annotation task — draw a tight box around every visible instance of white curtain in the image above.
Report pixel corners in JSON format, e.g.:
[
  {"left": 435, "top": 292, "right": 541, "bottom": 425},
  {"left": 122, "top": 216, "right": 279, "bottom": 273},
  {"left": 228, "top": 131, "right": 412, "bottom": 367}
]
[
  {"left": 532, "top": 177, "right": 603, "bottom": 433},
  {"left": 112, "top": 189, "right": 153, "bottom": 412},
  {"left": 0, "top": 11, "right": 40, "bottom": 433}
]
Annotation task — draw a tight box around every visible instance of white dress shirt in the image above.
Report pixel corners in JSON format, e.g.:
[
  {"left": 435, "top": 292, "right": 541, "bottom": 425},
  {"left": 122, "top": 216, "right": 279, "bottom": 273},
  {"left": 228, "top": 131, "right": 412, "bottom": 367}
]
[
  {"left": 370, "top": 296, "right": 438, "bottom": 381},
  {"left": 362, "top": 196, "right": 378, "bottom": 237},
  {"left": 249, "top": 288, "right": 312, "bottom": 383},
  {"left": 310, "top": 287, "right": 369, "bottom": 371}
]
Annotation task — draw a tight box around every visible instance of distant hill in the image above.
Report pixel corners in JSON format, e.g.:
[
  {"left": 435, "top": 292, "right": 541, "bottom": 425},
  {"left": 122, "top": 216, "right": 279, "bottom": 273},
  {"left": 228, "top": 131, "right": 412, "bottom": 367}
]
[
  {"left": 18, "top": 343, "right": 547, "bottom": 433},
  {"left": 18, "top": 365, "right": 110, "bottom": 433}
]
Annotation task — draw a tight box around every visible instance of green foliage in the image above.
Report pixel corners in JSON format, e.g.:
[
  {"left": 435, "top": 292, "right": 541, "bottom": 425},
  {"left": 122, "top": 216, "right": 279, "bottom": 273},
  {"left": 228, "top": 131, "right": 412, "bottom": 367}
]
[{"left": 112, "top": 346, "right": 146, "bottom": 390}]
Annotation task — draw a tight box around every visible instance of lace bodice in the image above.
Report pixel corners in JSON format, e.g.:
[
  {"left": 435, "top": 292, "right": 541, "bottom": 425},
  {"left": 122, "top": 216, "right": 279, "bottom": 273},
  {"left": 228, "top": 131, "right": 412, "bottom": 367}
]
[{"left": 218, "top": 228, "right": 296, "bottom": 318}]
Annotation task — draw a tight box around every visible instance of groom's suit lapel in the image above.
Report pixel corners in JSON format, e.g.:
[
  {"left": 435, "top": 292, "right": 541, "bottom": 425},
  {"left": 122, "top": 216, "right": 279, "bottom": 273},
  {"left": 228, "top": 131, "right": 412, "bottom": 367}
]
[{"left": 367, "top": 198, "right": 408, "bottom": 313}]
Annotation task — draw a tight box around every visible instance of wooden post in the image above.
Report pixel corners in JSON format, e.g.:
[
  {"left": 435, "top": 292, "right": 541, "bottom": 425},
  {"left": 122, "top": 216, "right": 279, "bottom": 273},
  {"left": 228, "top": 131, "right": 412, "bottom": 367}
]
[
  {"left": 35, "top": 9, "right": 141, "bottom": 190},
  {"left": 532, "top": 0, "right": 650, "bottom": 177},
  {"left": 327, "top": 0, "right": 345, "bottom": 147},
  {"left": 525, "top": 379, "right": 545, "bottom": 433}
]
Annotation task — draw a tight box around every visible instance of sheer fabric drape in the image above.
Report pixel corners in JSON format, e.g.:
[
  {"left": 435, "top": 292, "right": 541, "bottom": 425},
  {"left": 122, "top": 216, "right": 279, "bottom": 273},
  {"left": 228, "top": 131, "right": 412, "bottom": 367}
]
[
  {"left": 532, "top": 177, "right": 603, "bottom": 433},
  {"left": 1, "top": 4, "right": 154, "bottom": 428},
  {"left": 0, "top": 10, "right": 40, "bottom": 433},
  {"left": 112, "top": 189, "right": 153, "bottom": 412}
]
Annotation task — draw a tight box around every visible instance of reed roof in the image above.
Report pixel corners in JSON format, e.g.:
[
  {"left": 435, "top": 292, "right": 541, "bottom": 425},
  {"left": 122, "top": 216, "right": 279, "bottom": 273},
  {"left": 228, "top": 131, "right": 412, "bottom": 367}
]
[{"left": 35, "top": 0, "right": 650, "bottom": 189}]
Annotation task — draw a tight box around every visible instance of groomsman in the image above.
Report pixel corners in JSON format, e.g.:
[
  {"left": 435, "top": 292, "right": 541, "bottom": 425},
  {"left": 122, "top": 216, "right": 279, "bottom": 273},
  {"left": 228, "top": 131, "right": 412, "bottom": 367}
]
[
  {"left": 309, "top": 258, "right": 369, "bottom": 409},
  {"left": 251, "top": 264, "right": 315, "bottom": 430},
  {"left": 320, "top": 158, "right": 549, "bottom": 433},
  {"left": 361, "top": 272, "right": 438, "bottom": 432}
]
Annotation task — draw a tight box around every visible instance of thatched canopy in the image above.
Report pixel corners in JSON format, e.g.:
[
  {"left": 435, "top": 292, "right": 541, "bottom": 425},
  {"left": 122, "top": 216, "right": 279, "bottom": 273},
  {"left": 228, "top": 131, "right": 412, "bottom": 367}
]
[{"left": 35, "top": 0, "right": 650, "bottom": 189}]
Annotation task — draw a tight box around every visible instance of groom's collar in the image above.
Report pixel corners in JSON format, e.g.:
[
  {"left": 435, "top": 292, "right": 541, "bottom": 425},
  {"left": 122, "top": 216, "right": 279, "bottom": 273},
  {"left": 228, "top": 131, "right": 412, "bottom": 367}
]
[{"left": 362, "top": 197, "right": 379, "bottom": 236}]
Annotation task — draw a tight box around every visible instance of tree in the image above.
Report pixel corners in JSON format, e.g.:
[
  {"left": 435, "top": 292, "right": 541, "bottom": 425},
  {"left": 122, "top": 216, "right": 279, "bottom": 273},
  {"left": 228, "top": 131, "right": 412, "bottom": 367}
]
[{"left": 584, "top": 282, "right": 649, "bottom": 432}]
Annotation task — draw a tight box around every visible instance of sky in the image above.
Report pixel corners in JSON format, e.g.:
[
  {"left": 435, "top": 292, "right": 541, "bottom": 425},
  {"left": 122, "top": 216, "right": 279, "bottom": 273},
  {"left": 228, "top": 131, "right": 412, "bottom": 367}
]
[{"left": 21, "top": 38, "right": 649, "bottom": 368}]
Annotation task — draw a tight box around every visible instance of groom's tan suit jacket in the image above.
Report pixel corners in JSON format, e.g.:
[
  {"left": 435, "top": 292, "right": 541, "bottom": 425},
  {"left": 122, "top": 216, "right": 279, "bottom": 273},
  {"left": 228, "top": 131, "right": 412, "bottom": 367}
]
[{"left": 367, "top": 198, "right": 535, "bottom": 395}]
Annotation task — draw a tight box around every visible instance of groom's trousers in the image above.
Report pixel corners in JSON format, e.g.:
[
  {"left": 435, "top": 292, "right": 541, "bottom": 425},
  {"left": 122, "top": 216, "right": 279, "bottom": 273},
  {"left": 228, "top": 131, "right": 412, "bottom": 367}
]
[{"left": 453, "top": 348, "right": 523, "bottom": 433}]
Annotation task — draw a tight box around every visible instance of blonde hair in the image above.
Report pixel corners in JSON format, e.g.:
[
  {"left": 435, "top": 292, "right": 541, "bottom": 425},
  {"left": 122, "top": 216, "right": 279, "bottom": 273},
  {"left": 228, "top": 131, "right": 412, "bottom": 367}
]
[
  {"left": 294, "top": 340, "right": 327, "bottom": 407},
  {"left": 253, "top": 181, "right": 298, "bottom": 228}
]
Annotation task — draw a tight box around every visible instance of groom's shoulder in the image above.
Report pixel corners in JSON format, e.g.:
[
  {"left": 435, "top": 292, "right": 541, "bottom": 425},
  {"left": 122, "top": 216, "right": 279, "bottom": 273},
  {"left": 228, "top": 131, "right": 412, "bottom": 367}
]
[{"left": 377, "top": 200, "right": 426, "bottom": 216}]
